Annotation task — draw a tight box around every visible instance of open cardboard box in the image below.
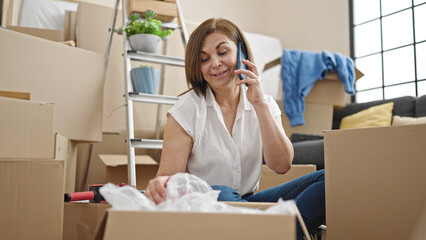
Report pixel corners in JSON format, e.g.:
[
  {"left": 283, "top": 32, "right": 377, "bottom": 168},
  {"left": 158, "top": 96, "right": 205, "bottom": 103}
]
[
  {"left": 99, "top": 154, "right": 158, "bottom": 189},
  {"left": 324, "top": 124, "right": 426, "bottom": 240},
  {"left": 63, "top": 187, "right": 312, "bottom": 240},
  {"left": 63, "top": 202, "right": 295, "bottom": 240},
  {"left": 93, "top": 201, "right": 303, "bottom": 240},
  {"left": 305, "top": 68, "right": 364, "bottom": 107}
]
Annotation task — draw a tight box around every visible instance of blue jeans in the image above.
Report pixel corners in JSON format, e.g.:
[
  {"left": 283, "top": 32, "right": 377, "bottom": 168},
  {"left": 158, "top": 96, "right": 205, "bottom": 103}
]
[{"left": 212, "top": 169, "right": 325, "bottom": 240}]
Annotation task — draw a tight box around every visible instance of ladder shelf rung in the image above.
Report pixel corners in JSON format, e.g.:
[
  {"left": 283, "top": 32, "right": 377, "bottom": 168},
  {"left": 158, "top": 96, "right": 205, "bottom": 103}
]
[
  {"left": 128, "top": 51, "right": 185, "bottom": 67},
  {"left": 129, "top": 92, "right": 179, "bottom": 105},
  {"left": 131, "top": 138, "right": 163, "bottom": 149}
]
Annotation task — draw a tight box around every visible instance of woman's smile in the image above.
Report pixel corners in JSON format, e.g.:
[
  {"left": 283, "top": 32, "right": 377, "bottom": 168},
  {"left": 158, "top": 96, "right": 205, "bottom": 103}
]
[{"left": 211, "top": 69, "right": 229, "bottom": 78}]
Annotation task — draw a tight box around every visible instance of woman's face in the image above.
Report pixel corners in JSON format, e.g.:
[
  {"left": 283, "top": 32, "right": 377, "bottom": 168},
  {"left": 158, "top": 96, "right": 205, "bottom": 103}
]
[{"left": 199, "top": 32, "right": 239, "bottom": 90}]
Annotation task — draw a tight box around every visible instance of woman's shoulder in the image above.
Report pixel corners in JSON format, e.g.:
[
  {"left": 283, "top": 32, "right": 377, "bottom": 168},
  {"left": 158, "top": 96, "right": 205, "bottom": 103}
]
[
  {"left": 176, "top": 89, "right": 203, "bottom": 105},
  {"left": 172, "top": 89, "right": 205, "bottom": 113}
]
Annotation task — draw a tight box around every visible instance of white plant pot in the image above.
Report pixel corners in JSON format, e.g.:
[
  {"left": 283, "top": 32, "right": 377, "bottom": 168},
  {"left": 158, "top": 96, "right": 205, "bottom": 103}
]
[{"left": 128, "top": 34, "right": 162, "bottom": 53}]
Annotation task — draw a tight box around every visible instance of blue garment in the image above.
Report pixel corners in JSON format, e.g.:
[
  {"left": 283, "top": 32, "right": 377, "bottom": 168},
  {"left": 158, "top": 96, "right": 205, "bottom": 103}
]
[
  {"left": 281, "top": 49, "right": 355, "bottom": 127},
  {"left": 212, "top": 169, "right": 325, "bottom": 240}
]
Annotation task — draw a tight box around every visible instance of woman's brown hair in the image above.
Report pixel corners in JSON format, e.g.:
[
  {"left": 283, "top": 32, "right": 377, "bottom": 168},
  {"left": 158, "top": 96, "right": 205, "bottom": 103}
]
[{"left": 184, "top": 18, "right": 254, "bottom": 97}]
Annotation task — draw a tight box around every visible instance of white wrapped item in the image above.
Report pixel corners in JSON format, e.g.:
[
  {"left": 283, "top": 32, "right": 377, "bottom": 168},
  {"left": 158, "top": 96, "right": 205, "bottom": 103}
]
[
  {"left": 165, "top": 172, "right": 214, "bottom": 200},
  {"left": 100, "top": 172, "right": 296, "bottom": 215},
  {"left": 99, "top": 183, "right": 155, "bottom": 211}
]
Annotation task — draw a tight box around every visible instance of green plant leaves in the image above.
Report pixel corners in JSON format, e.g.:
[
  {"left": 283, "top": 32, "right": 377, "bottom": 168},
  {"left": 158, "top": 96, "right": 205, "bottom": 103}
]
[{"left": 124, "top": 10, "right": 172, "bottom": 39}]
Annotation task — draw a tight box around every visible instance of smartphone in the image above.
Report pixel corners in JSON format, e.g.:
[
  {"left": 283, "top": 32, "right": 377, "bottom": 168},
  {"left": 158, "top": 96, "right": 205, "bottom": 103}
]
[{"left": 237, "top": 42, "right": 248, "bottom": 80}]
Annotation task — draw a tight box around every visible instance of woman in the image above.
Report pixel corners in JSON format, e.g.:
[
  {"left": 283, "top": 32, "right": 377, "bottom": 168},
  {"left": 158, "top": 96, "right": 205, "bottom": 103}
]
[{"left": 145, "top": 18, "right": 325, "bottom": 239}]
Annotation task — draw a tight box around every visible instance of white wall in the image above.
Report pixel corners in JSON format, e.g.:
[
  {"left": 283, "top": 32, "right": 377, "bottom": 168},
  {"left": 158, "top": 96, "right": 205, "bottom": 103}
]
[{"left": 180, "top": 0, "right": 350, "bottom": 55}]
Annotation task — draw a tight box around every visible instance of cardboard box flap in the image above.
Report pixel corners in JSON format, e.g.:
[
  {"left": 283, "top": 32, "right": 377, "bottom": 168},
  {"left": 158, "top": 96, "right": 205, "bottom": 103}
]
[
  {"left": 224, "top": 201, "right": 276, "bottom": 210},
  {"left": 99, "top": 154, "right": 157, "bottom": 167},
  {"left": 63, "top": 202, "right": 111, "bottom": 240},
  {"left": 0, "top": 90, "right": 30, "bottom": 100},
  {"left": 324, "top": 67, "right": 363, "bottom": 81},
  {"left": 7, "top": 25, "right": 63, "bottom": 42},
  {"left": 96, "top": 209, "right": 295, "bottom": 240}
]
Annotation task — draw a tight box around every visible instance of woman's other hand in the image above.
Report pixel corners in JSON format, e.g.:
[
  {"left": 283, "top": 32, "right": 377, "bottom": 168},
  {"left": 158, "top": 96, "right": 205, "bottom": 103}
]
[
  {"left": 144, "top": 175, "right": 170, "bottom": 204},
  {"left": 234, "top": 59, "right": 265, "bottom": 105}
]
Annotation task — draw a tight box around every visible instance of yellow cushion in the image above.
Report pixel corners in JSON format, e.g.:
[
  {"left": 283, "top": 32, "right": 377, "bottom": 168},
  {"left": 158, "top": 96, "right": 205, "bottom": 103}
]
[
  {"left": 392, "top": 115, "right": 426, "bottom": 126},
  {"left": 340, "top": 102, "right": 394, "bottom": 129}
]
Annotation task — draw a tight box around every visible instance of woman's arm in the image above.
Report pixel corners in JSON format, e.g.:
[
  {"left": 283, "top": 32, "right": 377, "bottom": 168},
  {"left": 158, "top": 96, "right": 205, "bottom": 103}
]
[
  {"left": 144, "top": 114, "right": 193, "bottom": 203},
  {"left": 235, "top": 59, "right": 293, "bottom": 174},
  {"left": 254, "top": 105, "right": 294, "bottom": 174}
]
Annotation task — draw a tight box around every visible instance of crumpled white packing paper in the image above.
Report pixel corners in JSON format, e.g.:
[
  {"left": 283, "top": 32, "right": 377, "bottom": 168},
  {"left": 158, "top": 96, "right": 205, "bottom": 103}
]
[{"left": 99, "top": 172, "right": 296, "bottom": 215}]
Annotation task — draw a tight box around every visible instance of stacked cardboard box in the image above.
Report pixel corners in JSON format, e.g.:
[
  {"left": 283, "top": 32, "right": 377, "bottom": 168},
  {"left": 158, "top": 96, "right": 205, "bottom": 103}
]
[
  {"left": 282, "top": 68, "right": 364, "bottom": 138},
  {"left": 0, "top": 19, "right": 105, "bottom": 239},
  {"left": 0, "top": 97, "right": 66, "bottom": 240}
]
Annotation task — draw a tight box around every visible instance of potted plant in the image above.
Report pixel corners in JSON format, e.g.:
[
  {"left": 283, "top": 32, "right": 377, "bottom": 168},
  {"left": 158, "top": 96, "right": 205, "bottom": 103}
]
[{"left": 124, "top": 10, "right": 172, "bottom": 53}]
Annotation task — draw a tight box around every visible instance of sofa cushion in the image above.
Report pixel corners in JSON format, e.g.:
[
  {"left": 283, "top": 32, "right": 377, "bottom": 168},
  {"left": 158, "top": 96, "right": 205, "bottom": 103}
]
[
  {"left": 392, "top": 115, "right": 426, "bottom": 126},
  {"left": 415, "top": 95, "right": 426, "bottom": 117},
  {"left": 333, "top": 96, "right": 417, "bottom": 129},
  {"left": 290, "top": 133, "right": 323, "bottom": 143},
  {"left": 340, "top": 102, "right": 394, "bottom": 129},
  {"left": 292, "top": 139, "right": 324, "bottom": 170}
]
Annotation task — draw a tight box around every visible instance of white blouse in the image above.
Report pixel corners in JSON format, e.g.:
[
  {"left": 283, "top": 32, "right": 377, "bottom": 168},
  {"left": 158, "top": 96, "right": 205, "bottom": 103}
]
[{"left": 168, "top": 85, "right": 281, "bottom": 195}]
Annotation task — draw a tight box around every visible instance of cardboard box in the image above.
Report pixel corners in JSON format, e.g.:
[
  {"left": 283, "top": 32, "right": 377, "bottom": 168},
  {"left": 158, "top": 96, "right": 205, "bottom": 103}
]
[
  {"left": 63, "top": 202, "right": 111, "bottom": 240},
  {"left": 324, "top": 124, "right": 426, "bottom": 240},
  {"left": 1, "top": 0, "right": 22, "bottom": 27},
  {"left": 258, "top": 164, "right": 317, "bottom": 192},
  {"left": 96, "top": 208, "right": 296, "bottom": 240},
  {"left": 0, "top": 96, "right": 77, "bottom": 191},
  {"left": 281, "top": 102, "right": 333, "bottom": 137},
  {"left": 64, "top": 10, "right": 77, "bottom": 42},
  {"left": 127, "top": 0, "right": 177, "bottom": 22},
  {"left": 305, "top": 68, "right": 364, "bottom": 107},
  {"left": 0, "top": 28, "right": 104, "bottom": 142},
  {"left": 0, "top": 97, "right": 55, "bottom": 159},
  {"left": 7, "top": 25, "right": 64, "bottom": 42},
  {"left": 0, "top": 159, "right": 65, "bottom": 240},
  {"left": 64, "top": 202, "right": 296, "bottom": 240},
  {"left": 99, "top": 154, "right": 158, "bottom": 189},
  {"left": 64, "top": 139, "right": 78, "bottom": 193},
  {"left": 75, "top": 132, "right": 127, "bottom": 191}
]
